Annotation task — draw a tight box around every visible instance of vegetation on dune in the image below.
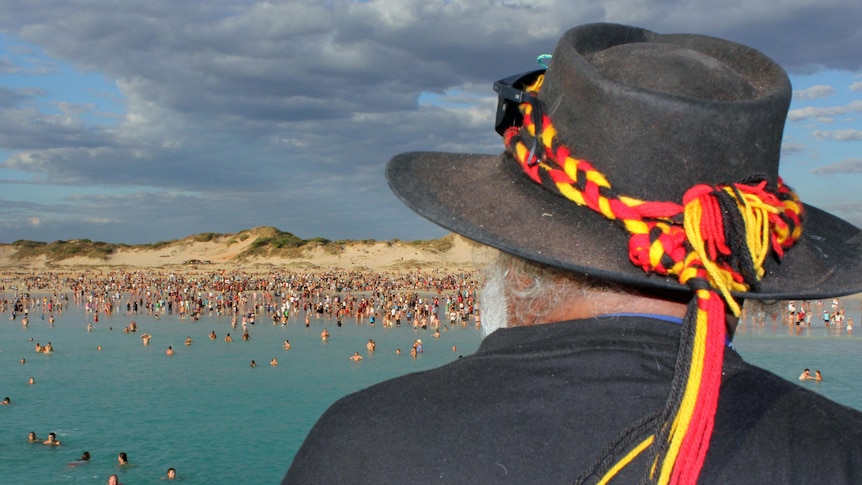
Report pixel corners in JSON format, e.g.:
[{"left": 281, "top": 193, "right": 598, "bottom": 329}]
[
  {"left": 4, "top": 227, "right": 463, "bottom": 262},
  {"left": 190, "top": 232, "right": 223, "bottom": 243},
  {"left": 405, "top": 233, "right": 457, "bottom": 253},
  {"left": 10, "top": 239, "right": 118, "bottom": 261},
  {"left": 237, "top": 228, "right": 336, "bottom": 259}
]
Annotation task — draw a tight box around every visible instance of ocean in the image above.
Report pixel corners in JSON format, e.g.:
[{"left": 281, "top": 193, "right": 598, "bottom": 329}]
[{"left": 1, "top": 297, "right": 859, "bottom": 484}]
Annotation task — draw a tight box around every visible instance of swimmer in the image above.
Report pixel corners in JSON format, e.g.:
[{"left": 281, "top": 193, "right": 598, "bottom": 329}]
[
  {"left": 87, "top": 323, "right": 94, "bottom": 331},
  {"left": 97, "top": 345, "right": 102, "bottom": 351},
  {"left": 271, "top": 357, "right": 278, "bottom": 366},
  {"left": 166, "top": 467, "right": 177, "bottom": 479},
  {"left": 366, "top": 339, "right": 376, "bottom": 351},
  {"left": 28, "top": 431, "right": 39, "bottom": 442},
  {"left": 166, "top": 346, "right": 175, "bottom": 356},
  {"left": 117, "top": 452, "right": 129, "bottom": 465},
  {"left": 815, "top": 370, "right": 823, "bottom": 381},
  {"left": 250, "top": 360, "right": 257, "bottom": 367},
  {"left": 321, "top": 328, "right": 329, "bottom": 341},
  {"left": 396, "top": 348, "right": 401, "bottom": 355},
  {"left": 1, "top": 397, "right": 10, "bottom": 405},
  {"left": 68, "top": 451, "right": 91, "bottom": 467},
  {"left": 225, "top": 333, "right": 233, "bottom": 342},
  {"left": 209, "top": 331, "right": 217, "bottom": 340},
  {"left": 799, "top": 368, "right": 812, "bottom": 381},
  {"left": 184, "top": 336, "right": 193, "bottom": 346},
  {"left": 350, "top": 351, "right": 363, "bottom": 361},
  {"left": 35, "top": 342, "right": 43, "bottom": 352},
  {"left": 43, "top": 342, "right": 53, "bottom": 353},
  {"left": 283, "top": 339, "right": 291, "bottom": 350},
  {"left": 107, "top": 474, "right": 122, "bottom": 485},
  {"left": 29, "top": 377, "right": 35, "bottom": 385},
  {"left": 20, "top": 358, "right": 25, "bottom": 364},
  {"left": 141, "top": 333, "right": 151, "bottom": 345},
  {"left": 43, "top": 432, "right": 61, "bottom": 445}
]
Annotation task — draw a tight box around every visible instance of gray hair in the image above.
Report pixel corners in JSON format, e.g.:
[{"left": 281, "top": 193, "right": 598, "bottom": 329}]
[{"left": 479, "top": 252, "right": 622, "bottom": 335}]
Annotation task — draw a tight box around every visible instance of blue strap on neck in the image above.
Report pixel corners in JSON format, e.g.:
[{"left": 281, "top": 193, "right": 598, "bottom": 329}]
[{"left": 597, "top": 312, "right": 735, "bottom": 350}]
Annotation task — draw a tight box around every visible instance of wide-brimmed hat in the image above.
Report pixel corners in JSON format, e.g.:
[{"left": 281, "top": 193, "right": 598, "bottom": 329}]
[{"left": 387, "top": 23, "right": 862, "bottom": 300}]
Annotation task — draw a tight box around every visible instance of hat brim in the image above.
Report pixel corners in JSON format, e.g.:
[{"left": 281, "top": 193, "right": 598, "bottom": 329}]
[{"left": 387, "top": 151, "right": 862, "bottom": 300}]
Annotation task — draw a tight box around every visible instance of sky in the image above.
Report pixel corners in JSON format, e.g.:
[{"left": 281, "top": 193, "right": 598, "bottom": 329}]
[{"left": 0, "top": 1, "right": 861, "bottom": 244}]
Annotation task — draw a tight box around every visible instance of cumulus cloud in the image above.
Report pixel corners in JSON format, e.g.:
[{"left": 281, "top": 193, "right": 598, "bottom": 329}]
[
  {"left": 793, "top": 85, "right": 835, "bottom": 100},
  {"left": 781, "top": 141, "right": 807, "bottom": 155},
  {"left": 811, "top": 129, "right": 862, "bottom": 141},
  {"left": 851, "top": 81, "right": 862, "bottom": 92},
  {"left": 788, "top": 100, "right": 862, "bottom": 122},
  {"left": 812, "top": 158, "right": 862, "bottom": 175},
  {"left": 0, "top": 0, "right": 861, "bottom": 242}
]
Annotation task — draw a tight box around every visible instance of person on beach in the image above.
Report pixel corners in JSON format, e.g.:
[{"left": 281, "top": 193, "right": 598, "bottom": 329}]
[
  {"left": 43, "top": 432, "right": 61, "bottom": 445},
  {"left": 284, "top": 23, "right": 862, "bottom": 484}
]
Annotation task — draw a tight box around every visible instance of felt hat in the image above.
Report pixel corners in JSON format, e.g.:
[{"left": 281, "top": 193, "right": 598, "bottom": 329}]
[{"left": 387, "top": 23, "right": 862, "bottom": 300}]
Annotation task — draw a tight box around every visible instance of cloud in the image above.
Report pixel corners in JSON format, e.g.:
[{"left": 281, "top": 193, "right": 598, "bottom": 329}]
[
  {"left": 812, "top": 158, "right": 862, "bottom": 175},
  {"left": 851, "top": 81, "right": 862, "bottom": 92},
  {"left": 793, "top": 85, "right": 835, "bottom": 100},
  {"left": 781, "top": 141, "right": 806, "bottom": 155},
  {"left": 811, "top": 129, "right": 862, "bottom": 141},
  {"left": 788, "top": 100, "right": 862, "bottom": 122},
  {"left": 0, "top": 0, "right": 862, "bottom": 243}
]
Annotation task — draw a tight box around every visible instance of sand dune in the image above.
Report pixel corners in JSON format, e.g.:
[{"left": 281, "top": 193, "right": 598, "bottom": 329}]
[{"left": 0, "top": 228, "right": 494, "bottom": 272}]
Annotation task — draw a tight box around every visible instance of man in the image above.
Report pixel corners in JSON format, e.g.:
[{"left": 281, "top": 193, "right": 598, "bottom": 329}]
[
  {"left": 284, "top": 23, "right": 862, "bottom": 484},
  {"left": 43, "top": 432, "right": 61, "bottom": 446}
]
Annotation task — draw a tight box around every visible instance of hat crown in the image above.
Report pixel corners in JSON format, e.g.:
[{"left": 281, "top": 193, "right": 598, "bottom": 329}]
[{"left": 540, "top": 23, "right": 792, "bottom": 203}]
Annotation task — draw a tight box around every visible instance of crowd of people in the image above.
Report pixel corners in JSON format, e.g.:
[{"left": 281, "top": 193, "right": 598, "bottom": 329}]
[{"left": 0, "top": 267, "right": 483, "bottom": 483}]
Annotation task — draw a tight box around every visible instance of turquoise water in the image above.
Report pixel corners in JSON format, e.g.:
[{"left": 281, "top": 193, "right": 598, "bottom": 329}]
[
  {"left": 2, "top": 300, "right": 861, "bottom": 484},
  {"left": 732, "top": 317, "right": 862, "bottom": 410},
  {"left": 0, "top": 299, "right": 484, "bottom": 484}
]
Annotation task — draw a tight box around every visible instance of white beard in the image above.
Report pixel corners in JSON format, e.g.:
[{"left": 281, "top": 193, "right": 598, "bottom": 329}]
[{"left": 479, "top": 263, "right": 508, "bottom": 337}]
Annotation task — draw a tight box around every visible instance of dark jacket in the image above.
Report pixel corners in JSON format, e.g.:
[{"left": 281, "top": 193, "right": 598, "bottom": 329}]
[{"left": 284, "top": 316, "right": 862, "bottom": 484}]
